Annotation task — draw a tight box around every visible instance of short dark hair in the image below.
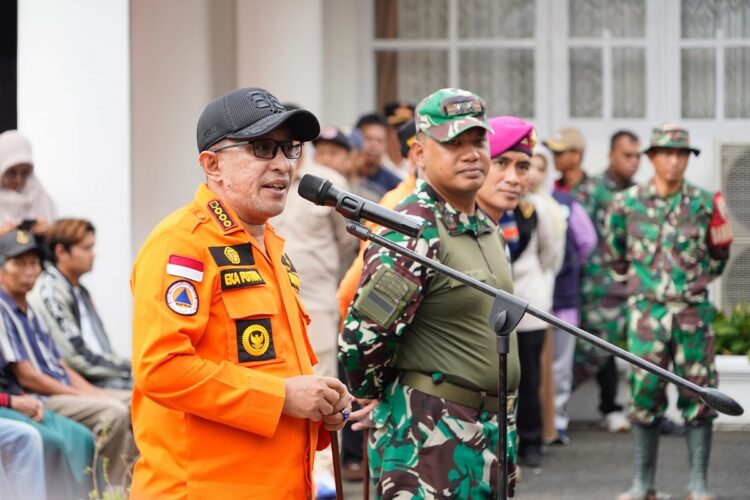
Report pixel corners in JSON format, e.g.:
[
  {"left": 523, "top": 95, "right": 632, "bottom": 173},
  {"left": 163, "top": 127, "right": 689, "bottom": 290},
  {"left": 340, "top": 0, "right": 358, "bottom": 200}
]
[
  {"left": 355, "top": 113, "right": 388, "bottom": 130},
  {"left": 610, "top": 130, "right": 639, "bottom": 151},
  {"left": 45, "top": 218, "right": 95, "bottom": 264}
]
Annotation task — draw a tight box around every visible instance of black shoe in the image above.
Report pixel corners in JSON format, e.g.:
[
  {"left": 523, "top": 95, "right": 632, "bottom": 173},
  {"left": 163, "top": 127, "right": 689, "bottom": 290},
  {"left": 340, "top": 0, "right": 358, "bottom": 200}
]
[
  {"left": 659, "top": 418, "right": 686, "bottom": 436},
  {"left": 519, "top": 447, "right": 542, "bottom": 468}
]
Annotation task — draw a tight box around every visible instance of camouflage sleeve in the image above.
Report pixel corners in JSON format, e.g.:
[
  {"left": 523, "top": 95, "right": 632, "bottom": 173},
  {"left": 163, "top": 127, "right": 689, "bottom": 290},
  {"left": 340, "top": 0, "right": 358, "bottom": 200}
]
[
  {"left": 338, "top": 219, "right": 437, "bottom": 399},
  {"left": 604, "top": 191, "right": 629, "bottom": 280}
]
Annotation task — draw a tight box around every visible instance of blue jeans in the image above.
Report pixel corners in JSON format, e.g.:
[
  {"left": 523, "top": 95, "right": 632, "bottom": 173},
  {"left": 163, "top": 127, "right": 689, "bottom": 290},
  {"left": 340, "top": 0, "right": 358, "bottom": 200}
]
[{"left": 0, "top": 417, "right": 45, "bottom": 500}]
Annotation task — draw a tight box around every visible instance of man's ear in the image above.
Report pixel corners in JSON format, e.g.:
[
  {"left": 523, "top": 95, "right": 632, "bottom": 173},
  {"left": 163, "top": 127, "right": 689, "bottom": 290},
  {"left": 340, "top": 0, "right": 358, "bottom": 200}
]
[
  {"left": 53, "top": 243, "right": 67, "bottom": 263},
  {"left": 199, "top": 151, "right": 222, "bottom": 184},
  {"left": 413, "top": 139, "right": 425, "bottom": 170}
]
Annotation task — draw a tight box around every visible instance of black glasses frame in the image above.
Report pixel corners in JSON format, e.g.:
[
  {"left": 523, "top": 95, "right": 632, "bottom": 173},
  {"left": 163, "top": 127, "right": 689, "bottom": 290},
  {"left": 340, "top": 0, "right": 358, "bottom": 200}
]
[{"left": 210, "top": 139, "right": 303, "bottom": 159}]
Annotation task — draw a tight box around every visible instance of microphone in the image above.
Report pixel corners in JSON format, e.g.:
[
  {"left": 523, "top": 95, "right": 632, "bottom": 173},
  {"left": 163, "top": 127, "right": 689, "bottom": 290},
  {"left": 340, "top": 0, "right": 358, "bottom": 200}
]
[{"left": 297, "top": 174, "right": 422, "bottom": 238}]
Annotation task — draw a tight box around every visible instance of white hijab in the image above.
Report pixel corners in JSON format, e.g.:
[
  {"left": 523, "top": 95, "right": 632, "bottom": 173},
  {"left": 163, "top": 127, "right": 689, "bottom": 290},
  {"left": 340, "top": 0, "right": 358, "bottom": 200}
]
[{"left": 0, "top": 131, "right": 57, "bottom": 224}]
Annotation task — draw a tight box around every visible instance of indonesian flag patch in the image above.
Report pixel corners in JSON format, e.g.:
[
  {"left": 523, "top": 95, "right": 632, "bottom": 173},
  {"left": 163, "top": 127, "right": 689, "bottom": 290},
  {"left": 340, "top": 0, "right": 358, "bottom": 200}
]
[{"left": 166, "top": 255, "right": 204, "bottom": 283}]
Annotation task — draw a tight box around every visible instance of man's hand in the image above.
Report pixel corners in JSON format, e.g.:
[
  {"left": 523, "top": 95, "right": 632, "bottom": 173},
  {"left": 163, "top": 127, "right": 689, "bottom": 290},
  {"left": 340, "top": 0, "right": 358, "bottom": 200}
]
[
  {"left": 282, "top": 375, "right": 352, "bottom": 422},
  {"left": 349, "top": 398, "right": 378, "bottom": 431},
  {"left": 10, "top": 394, "right": 44, "bottom": 422}
]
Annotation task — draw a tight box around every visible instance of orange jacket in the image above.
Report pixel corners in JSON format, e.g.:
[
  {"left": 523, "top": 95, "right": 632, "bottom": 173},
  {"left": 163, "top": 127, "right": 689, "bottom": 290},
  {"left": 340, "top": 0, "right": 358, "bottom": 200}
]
[
  {"left": 336, "top": 172, "right": 417, "bottom": 324},
  {"left": 130, "top": 184, "right": 328, "bottom": 499}
]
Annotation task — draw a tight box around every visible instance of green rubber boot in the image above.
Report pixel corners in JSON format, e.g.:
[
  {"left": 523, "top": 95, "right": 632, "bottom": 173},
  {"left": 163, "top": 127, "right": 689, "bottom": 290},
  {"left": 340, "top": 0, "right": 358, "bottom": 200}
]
[
  {"left": 686, "top": 424, "right": 715, "bottom": 500},
  {"left": 618, "top": 422, "right": 660, "bottom": 500}
]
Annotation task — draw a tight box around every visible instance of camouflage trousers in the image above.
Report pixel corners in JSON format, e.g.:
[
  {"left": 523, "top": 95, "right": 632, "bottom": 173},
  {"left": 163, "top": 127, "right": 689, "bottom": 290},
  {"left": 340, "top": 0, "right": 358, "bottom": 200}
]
[
  {"left": 626, "top": 299, "right": 718, "bottom": 426},
  {"left": 573, "top": 296, "right": 628, "bottom": 388},
  {"left": 368, "top": 380, "right": 518, "bottom": 499}
]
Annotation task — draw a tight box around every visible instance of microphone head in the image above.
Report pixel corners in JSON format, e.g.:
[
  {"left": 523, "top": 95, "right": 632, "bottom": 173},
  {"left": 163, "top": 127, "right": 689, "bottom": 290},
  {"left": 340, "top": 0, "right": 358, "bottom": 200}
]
[{"left": 298, "top": 174, "right": 331, "bottom": 205}]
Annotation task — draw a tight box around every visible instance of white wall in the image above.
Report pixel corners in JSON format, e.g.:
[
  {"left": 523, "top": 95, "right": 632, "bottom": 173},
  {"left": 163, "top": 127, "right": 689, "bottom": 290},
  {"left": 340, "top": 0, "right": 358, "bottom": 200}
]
[
  {"left": 235, "top": 0, "right": 324, "bottom": 117},
  {"left": 17, "top": 0, "right": 132, "bottom": 356},
  {"left": 130, "top": 0, "right": 236, "bottom": 253}
]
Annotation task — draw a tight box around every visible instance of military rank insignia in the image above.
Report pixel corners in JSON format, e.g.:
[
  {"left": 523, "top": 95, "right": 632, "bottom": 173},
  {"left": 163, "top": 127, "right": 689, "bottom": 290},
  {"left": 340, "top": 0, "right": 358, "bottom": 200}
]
[
  {"left": 165, "top": 280, "right": 199, "bottom": 316},
  {"left": 236, "top": 318, "right": 275, "bottom": 362},
  {"left": 207, "top": 199, "right": 238, "bottom": 232}
]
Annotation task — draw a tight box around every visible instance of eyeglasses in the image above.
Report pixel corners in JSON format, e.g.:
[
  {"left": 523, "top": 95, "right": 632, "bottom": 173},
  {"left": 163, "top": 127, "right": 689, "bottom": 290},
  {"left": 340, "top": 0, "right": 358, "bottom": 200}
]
[{"left": 210, "top": 139, "right": 303, "bottom": 159}]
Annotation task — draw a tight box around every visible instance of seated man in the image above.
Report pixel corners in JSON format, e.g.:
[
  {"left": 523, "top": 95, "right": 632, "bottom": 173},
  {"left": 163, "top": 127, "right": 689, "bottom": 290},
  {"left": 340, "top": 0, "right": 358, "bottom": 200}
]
[
  {"left": 0, "top": 229, "right": 134, "bottom": 487},
  {"left": 29, "top": 218, "right": 131, "bottom": 389}
]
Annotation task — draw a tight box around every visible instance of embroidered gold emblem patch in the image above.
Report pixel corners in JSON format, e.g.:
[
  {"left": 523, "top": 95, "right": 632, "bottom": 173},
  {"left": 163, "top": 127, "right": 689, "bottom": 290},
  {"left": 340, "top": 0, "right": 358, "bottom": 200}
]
[
  {"left": 224, "top": 246, "right": 241, "bottom": 265},
  {"left": 16, "top": 231, "right": 29, "bottom": 245}
]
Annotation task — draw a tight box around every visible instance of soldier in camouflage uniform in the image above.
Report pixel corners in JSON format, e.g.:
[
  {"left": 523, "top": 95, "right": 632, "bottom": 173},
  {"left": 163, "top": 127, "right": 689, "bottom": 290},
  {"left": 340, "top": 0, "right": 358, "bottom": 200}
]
[
  {"left": 605, "top": 124, "right": 733, "bottom": 500},
  {"left": 571, "top": 130, "right": 641, "bottom": 432},
  {"left": 339, "top": 89, "right": 522, "bottom": 499}
]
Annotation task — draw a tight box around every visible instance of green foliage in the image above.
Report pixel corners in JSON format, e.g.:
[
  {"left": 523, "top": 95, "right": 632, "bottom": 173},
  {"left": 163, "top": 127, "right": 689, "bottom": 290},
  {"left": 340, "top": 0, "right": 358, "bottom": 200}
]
[{"left": 714, "top": 302, "right": 750, "bottom": 360}]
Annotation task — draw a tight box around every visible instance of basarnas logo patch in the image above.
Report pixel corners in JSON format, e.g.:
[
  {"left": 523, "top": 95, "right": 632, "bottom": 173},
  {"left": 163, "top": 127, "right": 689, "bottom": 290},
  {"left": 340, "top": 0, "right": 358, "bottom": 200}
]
[
  {"left": 236, "top": 318, "right": 275, "bottom": 362},
  {"left": 165, "top": 280, "right": 199, "bottom": 316}
]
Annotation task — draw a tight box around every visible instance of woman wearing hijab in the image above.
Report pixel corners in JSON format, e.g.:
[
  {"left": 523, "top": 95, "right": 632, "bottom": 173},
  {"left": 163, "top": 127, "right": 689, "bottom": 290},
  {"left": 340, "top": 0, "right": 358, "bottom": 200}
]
[{"left": 0, "top": 131, "right": 57, "bottom": 236}]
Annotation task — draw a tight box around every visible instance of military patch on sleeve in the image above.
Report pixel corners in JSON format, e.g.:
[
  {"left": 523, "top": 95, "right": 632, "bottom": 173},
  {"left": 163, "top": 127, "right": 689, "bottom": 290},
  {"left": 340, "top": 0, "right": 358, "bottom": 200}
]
[
  {"left": 165, "top": 280, "right": 199, "bottom": 316},
  {"left": 236, "top": 318, "right": 276, "bottom": 362},
  {"left": 352, "top": 266, "right": 418, "bottom": 329},
  {"left": 220, "top": 268, "right": 265, "bottom": 290},
  {"left": 207, "top": 199, "right": 238, "bottom": 232},
  {"left": 208, "top": 244, "right": 255, "bottom": 267}
]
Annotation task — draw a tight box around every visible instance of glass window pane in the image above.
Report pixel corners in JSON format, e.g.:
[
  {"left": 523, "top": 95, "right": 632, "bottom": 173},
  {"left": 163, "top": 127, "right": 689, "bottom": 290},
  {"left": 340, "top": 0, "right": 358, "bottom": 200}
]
[
  {"left": 607, "top": 0, "right": 646, "bottom": 38},
  {"left": 570, "top": 0, "right": 645, "bottom": 38},
  {"left": 569, "top": 0, "right": 604, "bottom": 38},
  {"left": 719, "top": 0, "right": 750, "bottom": 38},
  {"left": 725, "top": 47, "right": 750, "bottom": 118},
  {"left": 682, "top": 0, "right": 717, "bottom": 39},
  {"left": 375, "top": 0, "right": 448, "bottom": 39},
  {"left": 569, "top": 48, "right": 602, "bottom": 118},
  {"left": 459, "top": 49, "right": 535, "bottom": 118},
  {"left": 681, "top": 48, "right": 716, "bottom": 118},
  {"left": 458, "top": 0, "right": 534, "bottom": 39},
  {"left": 612, "top": 48, "right": 646, "bottom": 118},
  {"left": 375, "top": 50, "right": 449, "bottom": 112}
]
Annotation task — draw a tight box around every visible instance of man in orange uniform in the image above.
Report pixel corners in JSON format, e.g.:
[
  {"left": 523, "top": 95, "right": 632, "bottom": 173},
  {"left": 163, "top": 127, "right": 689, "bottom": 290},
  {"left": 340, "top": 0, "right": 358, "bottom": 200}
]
[{"left": 130, "top": 87, "right": 353, "bottom": 499}]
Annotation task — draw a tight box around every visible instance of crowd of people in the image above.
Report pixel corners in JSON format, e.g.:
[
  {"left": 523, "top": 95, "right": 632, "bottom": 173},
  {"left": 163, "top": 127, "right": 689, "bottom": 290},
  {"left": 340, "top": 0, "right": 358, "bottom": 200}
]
[{"left": 0, "top": 81, "right": 732, "bottom": 500}]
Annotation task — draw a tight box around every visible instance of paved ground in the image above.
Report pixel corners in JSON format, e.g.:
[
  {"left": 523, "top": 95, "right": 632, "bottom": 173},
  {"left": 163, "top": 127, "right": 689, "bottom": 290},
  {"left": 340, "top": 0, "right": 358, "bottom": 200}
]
[{"left": 340, "top": 427, "right": 750, "bottom": 499}]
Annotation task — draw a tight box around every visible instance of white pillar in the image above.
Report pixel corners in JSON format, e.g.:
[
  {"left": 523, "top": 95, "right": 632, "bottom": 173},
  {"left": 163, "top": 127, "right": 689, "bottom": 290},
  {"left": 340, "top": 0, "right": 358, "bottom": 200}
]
[
  {"left": 235, "top": 0, "right": 324, "bottom": 118},
  {"left": 17, "top": 0, "right": 132, "bottom": 356}
]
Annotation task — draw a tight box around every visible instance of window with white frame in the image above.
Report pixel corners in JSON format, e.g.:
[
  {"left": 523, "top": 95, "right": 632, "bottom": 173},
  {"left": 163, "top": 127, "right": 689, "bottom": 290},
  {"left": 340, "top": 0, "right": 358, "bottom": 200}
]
[
  {"left": 566, "top": 0, "right": 647, "bottom": 119},
  {"left": 372, "top": 0, "right": 536, "bottom": 118},
  {"left": 680, "top": 0, "right": 750, "bottom": 119}
]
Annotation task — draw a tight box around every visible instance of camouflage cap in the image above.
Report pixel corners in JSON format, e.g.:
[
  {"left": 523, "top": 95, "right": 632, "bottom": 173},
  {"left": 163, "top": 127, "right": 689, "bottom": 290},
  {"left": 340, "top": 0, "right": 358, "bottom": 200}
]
[
  {"left": 644, "top": 123, "right": 700, "bottom": 156},
  {"left": 415, "top": 88, "right": 493, "bottom": 142}
]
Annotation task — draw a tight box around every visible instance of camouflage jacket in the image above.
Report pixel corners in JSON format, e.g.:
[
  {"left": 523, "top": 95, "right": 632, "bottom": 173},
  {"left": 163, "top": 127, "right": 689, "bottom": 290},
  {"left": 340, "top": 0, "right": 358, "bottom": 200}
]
[
  {"left": 573, "top": 169, "right": 634, "bottom": 300},
  {"left": 339, "top": 179, "right": 504, "bottom": 399},
  {"left": 605, "top": 180, "right": 728, "bottom": 303}
]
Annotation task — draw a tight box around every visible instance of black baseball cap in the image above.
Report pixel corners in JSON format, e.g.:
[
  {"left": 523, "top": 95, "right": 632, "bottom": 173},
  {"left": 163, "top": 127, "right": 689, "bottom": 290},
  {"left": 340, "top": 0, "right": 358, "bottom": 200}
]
[
  {"left": 313, "top": 125, "right": 351, "bottom": 151},
  {"left": 196, "top": 87, "right": 321, "bottom": 152},
  {"left": 397, "top": 120, "right": 417, "bottom": 158},
  {"left": 383, "top": 102, "right": 415, "bottom": 126},
  {"left": 0, "top": 230, "right": 41, "bottom": 264}
]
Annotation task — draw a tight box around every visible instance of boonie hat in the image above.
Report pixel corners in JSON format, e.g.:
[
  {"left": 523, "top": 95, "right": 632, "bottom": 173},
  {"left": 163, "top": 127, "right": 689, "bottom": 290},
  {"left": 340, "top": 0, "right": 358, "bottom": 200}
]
[
  {"left": 196, "top": 87, "right": 320, "bottom": 152},
  {"left": 543, "top": 127, "right": 586, "bottom": 153},
  {"left": 487, "top": 116, "right": 536, "bottom": 158},
  {"left": 313, "top": 126, "right": 351, "bottom": 151},
  {"left": 415, "top": 88, "right": 493, "bottom": 142},
  {"left": 0, "top": 131, "right": 33, "bottom": 173},
  {"left": 0, "top": 230, "right": 41, "bottom": 264},
  {"left": 643, "top": 123, "right": 700, "bottom": 156}
]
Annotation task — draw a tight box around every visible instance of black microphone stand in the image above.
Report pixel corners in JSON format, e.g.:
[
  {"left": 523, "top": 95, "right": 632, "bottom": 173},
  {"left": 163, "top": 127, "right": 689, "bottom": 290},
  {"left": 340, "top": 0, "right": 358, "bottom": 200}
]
[{"left": 343, "top": 220, "right": 744, "bottom": 500}]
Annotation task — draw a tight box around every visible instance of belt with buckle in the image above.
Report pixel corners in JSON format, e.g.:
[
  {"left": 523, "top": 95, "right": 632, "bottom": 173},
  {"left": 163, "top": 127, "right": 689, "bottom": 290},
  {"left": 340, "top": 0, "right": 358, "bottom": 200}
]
[{"left": 400, "top": 370, "right": 514, "bottom": 414}]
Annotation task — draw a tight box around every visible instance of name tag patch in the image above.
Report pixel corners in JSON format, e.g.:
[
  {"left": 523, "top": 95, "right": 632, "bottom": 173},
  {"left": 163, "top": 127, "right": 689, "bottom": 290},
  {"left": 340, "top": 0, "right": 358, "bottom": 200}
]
[
  {"left": 220, "top": 268, "right": 265, "bottom": 290},
  {"left": 209, "top": 244, "right": 255, "bottom": 267},
  {"left": 165, "top": 280, "right": 199, "bottom": 316},
  {"left": 236, "top": 318, "right": 275, "bottom": 362}
]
